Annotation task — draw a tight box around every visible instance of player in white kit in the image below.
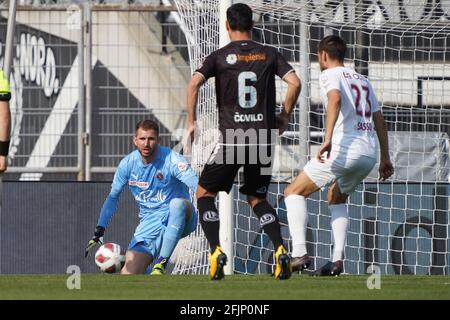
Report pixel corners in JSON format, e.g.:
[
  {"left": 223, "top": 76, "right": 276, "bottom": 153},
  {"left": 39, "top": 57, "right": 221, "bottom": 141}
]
[{"left": 283, "top": 35, "right": 394, "bottom": 276}]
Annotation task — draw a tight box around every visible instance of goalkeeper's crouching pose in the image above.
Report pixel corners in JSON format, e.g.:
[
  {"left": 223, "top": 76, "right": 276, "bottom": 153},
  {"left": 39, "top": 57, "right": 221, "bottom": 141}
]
[{"left": 85, "top": 120, "right": 199, "bottom": 275}]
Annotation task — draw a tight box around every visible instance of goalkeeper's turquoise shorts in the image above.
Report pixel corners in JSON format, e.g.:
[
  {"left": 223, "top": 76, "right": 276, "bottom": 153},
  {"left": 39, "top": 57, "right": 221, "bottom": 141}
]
[{"left": 127, "top": 201, "right": 198, "bottom": 259}]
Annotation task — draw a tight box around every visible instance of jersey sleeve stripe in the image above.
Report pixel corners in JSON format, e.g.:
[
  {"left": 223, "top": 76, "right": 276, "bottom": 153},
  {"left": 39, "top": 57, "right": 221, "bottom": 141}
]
[
  {"left": 281, "top": 69, "right": 295, "bottom": 80},
  {"left": 194, "top": 71, "right": 206, "bottom": 81}
]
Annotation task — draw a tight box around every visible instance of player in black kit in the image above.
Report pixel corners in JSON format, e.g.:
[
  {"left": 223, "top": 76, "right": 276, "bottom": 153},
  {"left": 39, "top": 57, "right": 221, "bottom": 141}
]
[{"left": 186, "top": 3, "right": 301, "bottom": 280}]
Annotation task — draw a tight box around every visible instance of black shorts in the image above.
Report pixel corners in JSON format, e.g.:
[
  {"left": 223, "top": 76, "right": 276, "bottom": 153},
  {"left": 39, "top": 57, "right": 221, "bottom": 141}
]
[{"left": 198, "top": 144, "right": 274, "bottom": 198}]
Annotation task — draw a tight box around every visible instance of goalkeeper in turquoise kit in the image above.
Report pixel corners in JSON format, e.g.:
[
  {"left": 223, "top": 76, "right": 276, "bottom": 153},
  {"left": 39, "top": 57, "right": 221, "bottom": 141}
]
[{"left": 85, "top": 120, "right": 199, "bottom": 275}]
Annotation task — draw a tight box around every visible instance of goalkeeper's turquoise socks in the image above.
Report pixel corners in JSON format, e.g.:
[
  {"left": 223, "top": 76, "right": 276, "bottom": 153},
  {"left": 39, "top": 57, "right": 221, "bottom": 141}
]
[
  {"left": 144, "top": 266, "right": 152, "bottom": 274},
  {"left": 154, "top": 256, "right": 168, "bottom": 267},
  {"left": 158, "top": 198, "right": 188, "bottom": 260}
]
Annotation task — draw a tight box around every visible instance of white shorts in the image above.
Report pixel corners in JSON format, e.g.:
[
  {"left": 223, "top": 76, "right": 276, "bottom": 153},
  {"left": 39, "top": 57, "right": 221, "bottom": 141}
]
[{"left": 303, "top": 151, "right": 376, "bottom": 194}]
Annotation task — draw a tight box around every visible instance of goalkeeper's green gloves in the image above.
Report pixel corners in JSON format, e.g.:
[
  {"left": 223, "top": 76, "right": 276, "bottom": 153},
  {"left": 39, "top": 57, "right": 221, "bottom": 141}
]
[
  {"left": 84, "top": 226, "right": 105, "bottom": 257},
  {"left": 0, "top": 69, "right": 11, "bottom": 102}
]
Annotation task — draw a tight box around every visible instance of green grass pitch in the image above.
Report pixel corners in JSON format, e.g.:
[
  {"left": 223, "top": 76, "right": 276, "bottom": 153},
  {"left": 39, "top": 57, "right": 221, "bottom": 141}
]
[{"left": 0, "top": 274, "right": 449, "bottom": 300}]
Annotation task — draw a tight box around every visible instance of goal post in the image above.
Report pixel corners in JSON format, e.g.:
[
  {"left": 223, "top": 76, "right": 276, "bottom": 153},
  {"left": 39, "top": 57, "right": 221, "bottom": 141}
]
[
  {"left": 298, "top": 4, "right": 310, "bottom": 170},
  {"left": 169, "top": 0, "right": 235, "bottom": 275},
  {"left": 217, "top": 0, "right": 234, "bottom": 276},
  {"left": 170, "top": 0, "right": 221, "bottom": 275},
  {"left": 172, "top": 0, "right": 450, "bottom": 275}
]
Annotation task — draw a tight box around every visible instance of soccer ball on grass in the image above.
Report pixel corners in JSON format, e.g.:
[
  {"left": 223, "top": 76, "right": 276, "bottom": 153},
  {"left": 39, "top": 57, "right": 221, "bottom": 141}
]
[{"left": 95, "top": 243, "right": 126, "bottom": 273}]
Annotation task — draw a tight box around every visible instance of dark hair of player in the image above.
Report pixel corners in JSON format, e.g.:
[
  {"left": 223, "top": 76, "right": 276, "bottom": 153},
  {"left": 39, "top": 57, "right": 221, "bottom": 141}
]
[
  {"left": 135, "top": 119, "right": 159, "bottom": 135},
  {"left": 226, "top": 3, "right": 253, "bottom": 32},
  {"left": 318, "top": 35, "right": 347, "bottom": 62}
]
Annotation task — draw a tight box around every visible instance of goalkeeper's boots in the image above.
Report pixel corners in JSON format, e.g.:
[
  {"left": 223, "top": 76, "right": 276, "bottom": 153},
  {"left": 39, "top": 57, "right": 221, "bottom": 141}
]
[
  {"left": 151, "top": 259, "right": 167, "bottom": 276},
  {"left": 274, "top": 245, "right": 292, "bottom": 280},
  {"left": 311, "top": 260, "right": 343, "bottom": 277},
  {"left": 291, "top": 254, "right": 312, "bottom": 272},
  {"left": 208, "top": 246, "right": 227, "bottom": 280}
]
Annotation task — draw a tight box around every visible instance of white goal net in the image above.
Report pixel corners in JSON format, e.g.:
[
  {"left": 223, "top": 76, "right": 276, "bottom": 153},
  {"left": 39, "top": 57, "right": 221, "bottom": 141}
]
[{"left": 172, "top": 0, "right": 450, "bottom": 275}]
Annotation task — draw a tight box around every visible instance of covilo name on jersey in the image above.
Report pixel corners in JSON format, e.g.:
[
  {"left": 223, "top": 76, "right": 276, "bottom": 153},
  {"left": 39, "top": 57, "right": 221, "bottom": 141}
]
[{"left": 234, "top": 112, "right": 264, "bottom": 122}]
